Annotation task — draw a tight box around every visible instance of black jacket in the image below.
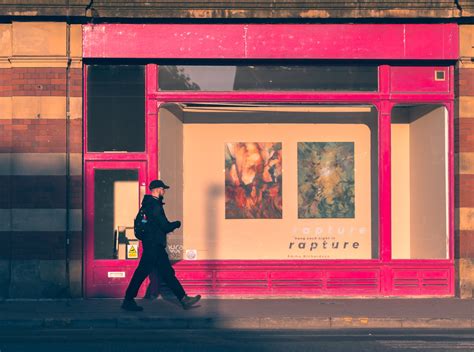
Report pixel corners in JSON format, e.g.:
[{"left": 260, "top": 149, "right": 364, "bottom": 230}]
[{"left": 141, "top": 195, "right": 179, "bottom": 246}]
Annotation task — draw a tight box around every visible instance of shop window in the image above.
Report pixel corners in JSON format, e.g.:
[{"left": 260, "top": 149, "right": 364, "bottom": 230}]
[
  {"left": 94, "top": 169, "right": 139, "bottom": 260},
  {"left": 391, "top": 105, "right": 449, "bottom": 259},
  {"left": 158, "top": 65, "right": 378, "bottom": 92},
  {"left": 159, "top": 103, "right": 379, "bottom": 261},
  {"left": 87, "top": 65, "right": 145, "bottom": 152}
]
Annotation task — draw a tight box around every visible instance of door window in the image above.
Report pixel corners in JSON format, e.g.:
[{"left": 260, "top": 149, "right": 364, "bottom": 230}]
[{"left": 94, "top": 169, "right": 140, "bottom": 260}]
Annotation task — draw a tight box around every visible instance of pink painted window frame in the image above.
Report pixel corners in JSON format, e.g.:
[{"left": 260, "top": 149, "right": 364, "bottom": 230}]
[
  {"left": 147, "top": 64, "right": 455, "bottom": 264},
  {"left": 83, "top": 24, "right": 457, "bottom": 296}
]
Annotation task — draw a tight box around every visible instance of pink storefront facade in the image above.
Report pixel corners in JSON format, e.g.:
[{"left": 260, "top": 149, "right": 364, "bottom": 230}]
[{"left": 83, "top": 24, "right": 458, "bottom": 298}]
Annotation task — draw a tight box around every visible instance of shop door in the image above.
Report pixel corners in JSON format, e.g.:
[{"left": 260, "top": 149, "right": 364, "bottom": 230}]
[{"left": 85, "top": 161, "right": 147, "bottom": 298}]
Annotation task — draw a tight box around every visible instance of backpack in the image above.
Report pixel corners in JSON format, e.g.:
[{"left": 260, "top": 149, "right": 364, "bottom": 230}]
[{"left": 134, "top": 207, "right": 148, "bottom": 240}]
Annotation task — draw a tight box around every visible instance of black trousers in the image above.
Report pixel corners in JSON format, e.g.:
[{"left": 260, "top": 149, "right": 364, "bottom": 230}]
[{"left": 125, "top": 243, "right": 186, "bottom": 301}]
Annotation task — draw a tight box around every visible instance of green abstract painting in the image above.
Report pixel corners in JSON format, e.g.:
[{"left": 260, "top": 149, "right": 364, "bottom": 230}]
[{"left": 298, "top": 142, "right": 355, "bottom": 218}]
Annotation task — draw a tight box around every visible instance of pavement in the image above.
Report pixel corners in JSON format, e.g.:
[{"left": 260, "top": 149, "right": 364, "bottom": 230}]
[{"left": 0, "top": 297, "right": 473, "bottom": 330}]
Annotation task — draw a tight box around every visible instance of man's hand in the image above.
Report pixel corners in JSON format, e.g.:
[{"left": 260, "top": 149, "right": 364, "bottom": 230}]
[{"left": 173, "top": 221, "right": 181, "bottom": 229}]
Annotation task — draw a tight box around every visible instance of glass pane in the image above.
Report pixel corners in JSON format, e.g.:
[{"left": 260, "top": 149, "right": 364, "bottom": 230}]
[
  {"left": 391, "top": 105, "right": 449, "bottom": 259},
  {"left": 162, "top": 103, "right": 379, "bottom": 260},
  {"left": 87, "top": 65, "right": 145, "bottom": 152},
  {"left": 158, "top": 65, "right": 378, "bottom": 92},
  {"left": 94, "top": 169, "right": 139, "bottom": 260}
]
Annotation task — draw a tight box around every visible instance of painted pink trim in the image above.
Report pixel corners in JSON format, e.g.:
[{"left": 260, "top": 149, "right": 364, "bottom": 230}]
[
  {"left": 379, "top": 65, "right": 390, "bottom": 96},
  {"left": 171, "top": 259, "right": 453, "bottom": 266},
  {"left": 83, "top": 65, "right": 88, "bottom": 158},
  {"left": 378, "top": 102, "right": 392, "bottom": 263},
  {"left": 147, "top": 92, "right": 453, "bottom": 103},
  {"left": 84, "top": 259, "right": 454, "bottom": 298},
  {"left": 448, "top": 100, "right": 455, "bottom": 261},
  {"left": 84, "top": 160, "right": 93, "bottom": 298},
  {"left": 82, "top": 65, "right": 89, "bottom": 298},
  {"left": 84, "top": 160, "right": 147, "bottom": 297},
  {"left": 84, "top": 153, "right": 150, "bottom": 161},
  {"left": 146, "top": 64, "right": 158, "bottom": 183},
  {"left": 83, "top": 24, "right": 459, "bottom": 60},
  {"left": 390, "top": 66, "right": 451, "bottom": 94}
]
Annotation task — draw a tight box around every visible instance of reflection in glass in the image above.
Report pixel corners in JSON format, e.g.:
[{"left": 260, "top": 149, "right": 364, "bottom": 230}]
[
  {"left": 158, "top": 65, "right": 378, "bottom": 92},
  {"left": 391, "top": 105, "right": 449, "bottom": 259},
  {"left": 94, "top": 169, "right": 139, "bottom": 260}
]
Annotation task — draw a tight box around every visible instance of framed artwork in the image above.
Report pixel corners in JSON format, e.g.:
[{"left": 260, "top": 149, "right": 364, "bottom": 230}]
[
  {"left": 298, "top": 142, "right": 355, "bottom": 218},
  {"left": 225, "top": 142, "right": 282, "bottom": 219}
]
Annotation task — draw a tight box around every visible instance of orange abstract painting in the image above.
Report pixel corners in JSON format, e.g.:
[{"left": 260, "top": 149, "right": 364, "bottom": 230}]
[{"left": 225, "top": 142, "right": 282, "bottom": 219}]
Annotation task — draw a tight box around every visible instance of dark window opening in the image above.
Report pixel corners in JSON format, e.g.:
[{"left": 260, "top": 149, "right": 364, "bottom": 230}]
[{"left": 87, "top": 65, "right": 145, "bottom": 152}]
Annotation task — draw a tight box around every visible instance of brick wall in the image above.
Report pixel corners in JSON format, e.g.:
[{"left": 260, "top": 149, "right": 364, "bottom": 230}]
[
  {"left": 457, "top": 25, "right": 474, "bottom": 299},
  {"left": 0, "top": 22, "right": 83, "bottom": 298}
]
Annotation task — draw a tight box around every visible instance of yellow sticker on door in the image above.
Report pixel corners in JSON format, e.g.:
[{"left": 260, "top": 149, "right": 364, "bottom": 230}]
[{"left": 127, "top": 244, "right": 139, "bottom": 259}]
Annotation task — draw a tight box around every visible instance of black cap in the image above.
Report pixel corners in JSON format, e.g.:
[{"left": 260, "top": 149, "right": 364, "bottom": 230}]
[{"left": 149, "top": 180, "right": 170, "bottom": 190}]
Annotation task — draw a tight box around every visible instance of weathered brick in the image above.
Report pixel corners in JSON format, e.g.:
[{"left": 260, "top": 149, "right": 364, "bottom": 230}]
[
  {"left": 10, "top": 68, "right": 67, "bottom": 97},
  {"left": 10, "top": 176, "right": 66, "bottom": 209},
  {"left": 0, "top": 119, "right": 12, "bottom": 152},
  {"left": 70, "top": 118, "right": 83, "bottom": 153},
  {"left": 459, "top": 258, "right": 474, "bottom": 298},
  {"left": 0, "top": 68, "right": 12, "bottom": 97},
  {"left": 70, "top": 68, "right": 83, "bottom": 98},
  {"left": 458, "top": 68, "right": 474, "bottom": 96},
  {"left": 11, "top": 232, "right": 66, "bottom": 260},
  {"left": 456, "top": 175, "right": 474, "bottom": 209},
  {"left": 6, "top": 231, "right": 82, "bottom": 261},
  {"left": 11, "top": 119, "right": 66, "bottom": 153},
  {"left": 455, "top": 118, "right": 474, "bottom": 152},
  {"left": 0, "top": 232, "right": 11, "bottom": 259},
  {"left": 0, "top": 176, "right": 11, "bottom": 208},
  {"left": 69, "top": 175, "right": 82, "bottom": 209},
  {"left": 69, "top": 231, "right": 83, "bottom": 260},
  {"left": 459, "top": 231, "right": 474, "bottom": 258}
]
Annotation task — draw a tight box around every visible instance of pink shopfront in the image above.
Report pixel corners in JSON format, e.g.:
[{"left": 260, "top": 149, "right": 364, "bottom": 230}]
[{"left": 82, "top": 24, "right": 458, "bottom": 298}]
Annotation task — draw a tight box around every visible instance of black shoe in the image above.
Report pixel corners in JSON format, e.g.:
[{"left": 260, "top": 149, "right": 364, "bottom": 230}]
[
  {"left": 144, "top": 294, "right": 159, "bottom": 300},
  {"left": 180, "top": 294, "right": 201, "bottom": 309},
  {"left": 121, "top": 298, "right": 143, "bottom": 311}
]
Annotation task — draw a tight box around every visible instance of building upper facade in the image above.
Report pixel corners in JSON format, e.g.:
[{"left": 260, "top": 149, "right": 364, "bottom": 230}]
[{"left": 0, "top": 0, "right": 473, "bottom": 19}]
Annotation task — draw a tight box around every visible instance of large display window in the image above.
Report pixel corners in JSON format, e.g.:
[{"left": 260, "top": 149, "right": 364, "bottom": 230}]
[{"left": 159, "top": 104, "right": 379, "bottom": 260}]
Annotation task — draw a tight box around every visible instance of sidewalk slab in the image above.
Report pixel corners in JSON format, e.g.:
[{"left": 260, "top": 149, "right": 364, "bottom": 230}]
[{"left": 0, "top": 298, "right": 472, "bottom": 330}]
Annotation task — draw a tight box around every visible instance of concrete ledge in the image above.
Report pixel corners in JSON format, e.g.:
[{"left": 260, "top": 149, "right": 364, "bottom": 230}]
[
  {"left": 401, "top": 318, "right": 473, "bottom": 329},
  {"left": 206, "top": 318, "right": 262, "bottom": 329},
  {"left": 69, "top": 319, "right": 117, "bottom": 329},
  {"left": 330, "top": 317, "right": 403, "bottom": 329},
  {"left": 259, "top": 317, "right": 331, "bottom": 329},
  {"left": 0, "top": 316, "right": 471, "bottom": 330},
  {"left": 116, "top": 317, "right": 188, "bottom": 329},
  {"left": 0, "top": 319, "right": 43, "bottom": 329}
]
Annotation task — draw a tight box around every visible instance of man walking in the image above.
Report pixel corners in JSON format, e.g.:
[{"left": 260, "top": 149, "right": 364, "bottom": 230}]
[{"left": 122, "top": 179, "right": 201, "bottom": 311}]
